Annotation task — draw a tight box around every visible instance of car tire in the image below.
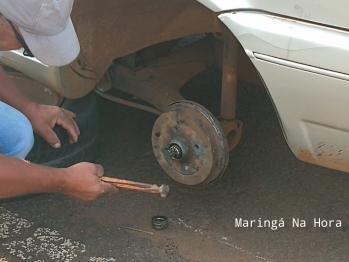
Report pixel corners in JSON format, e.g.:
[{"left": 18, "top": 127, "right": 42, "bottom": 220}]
[{"left": 26, "top": 91, "right": 99, "bottom": 167}]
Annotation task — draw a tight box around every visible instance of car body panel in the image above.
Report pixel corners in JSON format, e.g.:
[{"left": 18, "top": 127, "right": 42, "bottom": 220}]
[
  {"left": 197, "top": 0, "right": 349, "bottom": 29},
  {"left": 220, "top": 11, "right": 349, "bottom": 173},
  {"left": 219, "top": 12, "right": 349, "bottom": 75},
  {"left": 0, "top": 49, "right": 62, "bottom": 93},
  {"left": 0, "top": 49, "right": 97, "bottom": 99}
]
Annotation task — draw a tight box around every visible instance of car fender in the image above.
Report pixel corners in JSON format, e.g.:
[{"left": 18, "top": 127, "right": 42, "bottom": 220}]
[
  {"left": 219, "top": 11, "right": 349, "bottom": 174},
  {"left": 196, "top": 0, "right": 349, "bottom": 29}
]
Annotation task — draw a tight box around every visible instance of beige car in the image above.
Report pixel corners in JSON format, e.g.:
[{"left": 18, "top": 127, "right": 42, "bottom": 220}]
[{"left": 1, "top": 0, "right": 348, "bottom": 185}]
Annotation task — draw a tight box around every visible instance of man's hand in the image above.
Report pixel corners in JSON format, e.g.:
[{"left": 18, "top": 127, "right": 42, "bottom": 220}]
[
  {"left": 61, "top": 162, "right": 119, "bottom": 201},
  {"left": 24, "top": 102, "right": 80, "bottom": 148}
]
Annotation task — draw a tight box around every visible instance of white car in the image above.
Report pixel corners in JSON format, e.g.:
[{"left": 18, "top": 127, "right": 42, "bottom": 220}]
[{"left": 1, "top": 0, "right": 347, "bottom": 185}]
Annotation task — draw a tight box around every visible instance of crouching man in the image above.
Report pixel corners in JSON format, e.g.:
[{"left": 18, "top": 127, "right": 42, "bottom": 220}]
[{"left": 0, "top": 0, "right": 118, "bottom": 200}]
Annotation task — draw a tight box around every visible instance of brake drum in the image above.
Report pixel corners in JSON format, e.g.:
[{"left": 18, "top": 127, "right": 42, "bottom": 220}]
[{"left": 152, "top": 101, "right": 229, "bottom": 185}]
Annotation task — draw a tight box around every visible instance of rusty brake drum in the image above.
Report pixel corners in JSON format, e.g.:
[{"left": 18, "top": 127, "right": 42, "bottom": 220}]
[{"left": 152, "top": 101, "right": 229, "bottom": 185}]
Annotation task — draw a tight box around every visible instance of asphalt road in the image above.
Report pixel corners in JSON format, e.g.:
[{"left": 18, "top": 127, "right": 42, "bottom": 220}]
[{"left": 1, "top": 64, "right": 349, "bottom": 261}]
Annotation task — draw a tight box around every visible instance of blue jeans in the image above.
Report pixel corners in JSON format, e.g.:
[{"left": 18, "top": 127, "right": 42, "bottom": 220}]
[{"left": 0, "top": 101, "right": 34, "bottom": 159}]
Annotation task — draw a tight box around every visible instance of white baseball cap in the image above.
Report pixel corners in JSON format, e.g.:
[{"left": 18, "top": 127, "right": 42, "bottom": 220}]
[{"left": 0, "top": 0, "right": 80, "bottom": 67}]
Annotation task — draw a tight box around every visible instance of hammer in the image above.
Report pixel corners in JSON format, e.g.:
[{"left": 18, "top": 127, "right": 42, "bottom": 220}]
[{"left": 101, "top": 176, "right": 170, "bottom": 198}]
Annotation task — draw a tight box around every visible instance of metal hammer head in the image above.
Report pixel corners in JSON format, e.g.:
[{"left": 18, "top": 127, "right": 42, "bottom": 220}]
[{"left": 159, "top": 184, "right": 170, "bottom": 198}]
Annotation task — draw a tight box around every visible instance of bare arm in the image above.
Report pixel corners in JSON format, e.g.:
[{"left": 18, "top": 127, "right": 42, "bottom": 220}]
[{"left": 0, "top": 154, "right": 119, "bottom": 200}]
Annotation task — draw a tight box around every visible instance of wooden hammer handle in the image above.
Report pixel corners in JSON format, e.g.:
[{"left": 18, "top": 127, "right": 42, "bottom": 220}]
[
  {"left": 101, "top": 176, "right": 155, "bottom": 188},
  {"left": 105, "top": 182, "right": 161, "bottom": 194},
  {"left": 101, "top": 176, "right": 170, "bottom": 197}
]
